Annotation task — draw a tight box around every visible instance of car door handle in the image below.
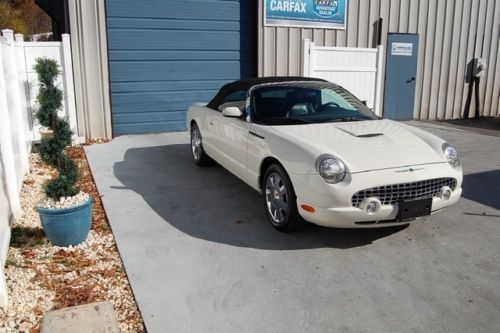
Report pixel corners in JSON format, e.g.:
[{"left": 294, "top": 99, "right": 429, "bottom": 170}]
[
  {"left": 406, "top": 76, "right": 416, "bottom": 83},
  {"left": 209, "top": 121, "right": 214, "bottom": 125}
]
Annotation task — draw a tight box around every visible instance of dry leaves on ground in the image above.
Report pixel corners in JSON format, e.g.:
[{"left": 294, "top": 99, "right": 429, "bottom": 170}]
[{"left": 0, "top": 146, "right": 145, "bottom": 333}]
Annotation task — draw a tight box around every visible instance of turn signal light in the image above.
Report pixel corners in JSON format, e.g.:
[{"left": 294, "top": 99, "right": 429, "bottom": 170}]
[{"left": 301, "top": 204, "right": 315, "bottom": 213}]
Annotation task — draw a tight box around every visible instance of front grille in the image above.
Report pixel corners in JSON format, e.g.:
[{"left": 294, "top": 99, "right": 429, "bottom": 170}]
[{"left": 351, "top": 178, "right": 457, "bottom": 207}]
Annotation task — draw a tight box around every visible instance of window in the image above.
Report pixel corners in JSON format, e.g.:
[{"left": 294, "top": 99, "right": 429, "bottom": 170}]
[
  {"left": 320, "top": 89, "right": 357, "bottom": 111},
  {"left": 251, "top": 85, "right": 377, "bottom": 125},
  {"left": 221, "top": 90, "right": 247, "bottom": 103},
  {"left": 218, "top": 89, "right": 247, "bottom": 112}
]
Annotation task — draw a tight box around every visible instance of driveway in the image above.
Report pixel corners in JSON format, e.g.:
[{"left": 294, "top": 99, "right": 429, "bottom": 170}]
[{"left": 85, "top": 121, "right": 500, "bottom": 332}]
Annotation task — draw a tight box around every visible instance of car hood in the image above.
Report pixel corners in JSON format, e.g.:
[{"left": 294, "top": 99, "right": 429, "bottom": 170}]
[{"left": 270, "top": 119, "right": 445, "bottom": 173}]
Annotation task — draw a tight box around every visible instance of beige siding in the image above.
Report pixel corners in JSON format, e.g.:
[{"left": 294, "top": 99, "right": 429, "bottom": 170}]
[
  {"left": 258, "top": 0, "right": 500, "bottom": 119},
  {"left": 68, "top": 0, "right": 112, "bottom": 139}
]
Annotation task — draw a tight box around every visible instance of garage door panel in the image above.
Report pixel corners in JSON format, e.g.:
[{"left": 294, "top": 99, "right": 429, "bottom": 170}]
[
  {"left": 112, "top": 101, "right": 205, "bottom": 115},
  {"left": 113, "top": 94, "right": 213, "bottom": 115},
  {"left": 108, "top": 30, "right": 239, "bottom": 51},
  {"left": 111, "top": 80, "right": 231, "bottom": 94},
  {"left": 113, "top": 90, "right": 218, "bottom": 105},
  {"left": 109, "top": 61, "right": 239, "bottom": 82},
  {"left": 107, "top": 17, "right": 239, "bottom": 31},
  {"left": 113, "top": 111, "right": 187, "bottom": 124},
  {"left": 114, "top": 121, "right": 186, "bottom": 135},
  {"left": 112, "top": 99, "right": 216, "bottom": 113},
  {"left": 107, "top": 0, "right": 239, "bottom": 21},
  {"left": 109, "top": 50, "right": 240, "bottom": 62}
]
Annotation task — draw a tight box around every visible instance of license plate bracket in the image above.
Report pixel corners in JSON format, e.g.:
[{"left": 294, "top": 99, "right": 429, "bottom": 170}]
[{"left": 396, "top": 197, "right": 432, "bottom": 221}]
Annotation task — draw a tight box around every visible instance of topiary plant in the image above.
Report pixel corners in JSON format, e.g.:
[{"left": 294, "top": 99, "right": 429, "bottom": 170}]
[{"left": 34, "top": 57, "right": 79, "bottom": 200}]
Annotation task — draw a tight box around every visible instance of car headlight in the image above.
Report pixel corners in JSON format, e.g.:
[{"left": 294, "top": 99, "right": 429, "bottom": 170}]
[
  {"left": 442, "top": 143, "right": 460, "bottom": 168},
  {"left": 316, "top": 155, "right": 346, "bottom": 184}
]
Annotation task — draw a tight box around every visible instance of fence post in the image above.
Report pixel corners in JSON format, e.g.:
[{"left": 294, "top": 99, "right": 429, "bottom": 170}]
[
  {"left": 374, "top": 44, "right": 385, "bottom": 117},
  {"left": 0, "top": 34, "right": 22, "bottom": 218},
  {"left": 0, "top": 264, "right": 7, "bottom": 307},
  {"left": 61, "top": 34, "right": 78, "bottom": 143},
  {"left": 0, "top": 37, "right": 14, "bottom": 309},
  {"left": 302, "top": 39, "right": 313, "bottom": 77},
  {"left": 2, "top": 30, "right": 29, "bottom": 176},
  {"left": 14, "top": 33, "right": 33, "bottom": 148}
]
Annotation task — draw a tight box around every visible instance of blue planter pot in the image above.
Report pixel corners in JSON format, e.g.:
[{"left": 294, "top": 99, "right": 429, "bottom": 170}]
[{"left": 38, "top": 197, "right": 93, "bottom": 247}]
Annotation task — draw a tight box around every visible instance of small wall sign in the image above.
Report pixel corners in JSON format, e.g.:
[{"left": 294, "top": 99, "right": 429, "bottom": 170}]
[
  {"left": 265, "top": 0, "right": 348, "bottom": 30},
  {"left": 391, "top": 42, "right": 413, "bottom": 56}
]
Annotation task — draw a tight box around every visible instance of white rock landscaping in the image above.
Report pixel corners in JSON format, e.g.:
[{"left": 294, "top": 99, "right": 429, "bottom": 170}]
[
  {"left": 0, "top": 150, "right": 144, "bottom": 332},
  {"left": 38, "top": 192, "right": 90, "bottom": 210}
]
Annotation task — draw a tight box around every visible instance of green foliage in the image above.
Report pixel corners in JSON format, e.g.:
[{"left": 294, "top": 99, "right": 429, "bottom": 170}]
[
  {"left": 34, "top": 57, "right": 79, "bottom": 200},
  {"left": 44, "top": 155, "right": 79, "bottom": 199},
  {"left": 34, "top": 59, "right": 60, "bottom": 85},
  {"left": 39, "top": 118, "right": 72, "bottom": 165},
  {"left": 0, "top": 1, "right": 28, "bottom": 37}
]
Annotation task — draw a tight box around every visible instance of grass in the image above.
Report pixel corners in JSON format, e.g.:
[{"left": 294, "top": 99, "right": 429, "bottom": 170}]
[{"left": 5, "top": 252, "right": 22, "bottom": 268}]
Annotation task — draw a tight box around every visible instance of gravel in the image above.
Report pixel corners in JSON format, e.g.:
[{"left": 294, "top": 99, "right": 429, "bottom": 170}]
[
  {"left": 0, "top": 149, "right": 145, "bottom": 332},
  {"left": 38, "top": 192, "right": 90, "bottom": 210}
]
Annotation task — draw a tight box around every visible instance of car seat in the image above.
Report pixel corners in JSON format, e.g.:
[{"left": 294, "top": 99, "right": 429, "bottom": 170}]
[{"left": 287, "top": 103, "right": 314, "bottom": 118}]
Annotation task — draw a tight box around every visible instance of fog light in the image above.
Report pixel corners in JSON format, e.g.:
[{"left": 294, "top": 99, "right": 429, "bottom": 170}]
[
  {"left": 360, "top": 197, "right": 381, "bottom": 215},
  {"left": 439, "top": 186, "right": 452, "bottom": 201}
]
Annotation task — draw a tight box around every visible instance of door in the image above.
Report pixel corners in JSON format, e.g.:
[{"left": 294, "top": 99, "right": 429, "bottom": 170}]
[
  {"left": 213, "top": 115, "right": 250, "bottom": 181},
  {"left": 383, "top": 33, "right": 419, "bottom": 120},
  {"left": 106, "top": 0, "right": 257, "bottom": 135},
  {"left": 206, "top": 92, "right": 250, "bottom": 180}
]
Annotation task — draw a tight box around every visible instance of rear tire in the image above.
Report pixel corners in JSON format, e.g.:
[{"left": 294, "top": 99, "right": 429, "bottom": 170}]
[
  {"left": 263, "top": 164, "right": 306, "bottom": 232},
  {"left": 190, "top": 124, "right": 211, "bottom": 166}
]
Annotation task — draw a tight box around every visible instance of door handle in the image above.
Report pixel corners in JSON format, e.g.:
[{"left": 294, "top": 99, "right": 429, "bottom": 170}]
[
  {"left": 406, "top": 76, "right": 416, "bottom": 83},
  {"left": 209, "top": 121, "right": 214, "bottom": 125}
]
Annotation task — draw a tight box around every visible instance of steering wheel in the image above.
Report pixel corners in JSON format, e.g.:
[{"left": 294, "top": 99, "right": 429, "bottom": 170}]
[{"left": 318, "top": 102, "right": 340, "bottom": 112}]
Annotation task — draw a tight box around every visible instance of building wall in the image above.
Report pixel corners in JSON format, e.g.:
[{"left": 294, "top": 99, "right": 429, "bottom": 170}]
[
  {"left": 258, "top": 0, "right": 500, "bottom": 120},
  {"left": 68, "top": 0, "right": 112, "bottom": 139}
]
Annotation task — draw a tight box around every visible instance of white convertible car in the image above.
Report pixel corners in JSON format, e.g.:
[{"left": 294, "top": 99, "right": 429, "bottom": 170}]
[{"left": 187, "top": 77, "right": 462, "bottom": 231}]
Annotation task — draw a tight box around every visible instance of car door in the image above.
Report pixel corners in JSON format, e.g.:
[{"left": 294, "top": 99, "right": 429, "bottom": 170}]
[{"left": 207, "top": 90, "right": 250, "bottom": 181}]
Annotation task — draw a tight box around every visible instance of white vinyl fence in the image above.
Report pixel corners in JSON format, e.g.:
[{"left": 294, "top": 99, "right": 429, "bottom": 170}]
[
  {"left": 302, "top": 40, "right": 385, "bottom": 116},
  {"left": 0, "top": 29, "right": 77, "bottom": 308}
]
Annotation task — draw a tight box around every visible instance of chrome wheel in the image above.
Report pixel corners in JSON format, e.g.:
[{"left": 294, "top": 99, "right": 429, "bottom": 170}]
[
  {"left": 265, "top": 172, "right": 288, "bottom": 224},
  {"left": 191, "top": 127, "right": 202, "bottom": 161}
]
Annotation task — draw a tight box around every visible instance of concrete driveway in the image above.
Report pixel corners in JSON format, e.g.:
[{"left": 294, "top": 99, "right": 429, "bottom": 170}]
[{"left": 85, "top": 122, "right": 500, "bottom": 333}]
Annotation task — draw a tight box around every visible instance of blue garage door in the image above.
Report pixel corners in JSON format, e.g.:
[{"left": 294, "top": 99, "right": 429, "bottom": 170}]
[{"left": 106, "top": 0, "right": 256, "bottom": 135}]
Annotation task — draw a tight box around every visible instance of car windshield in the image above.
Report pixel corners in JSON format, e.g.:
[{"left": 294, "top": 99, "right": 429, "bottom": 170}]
[{"left": 251, "top": 84, "right": 378, "bottom": 125}]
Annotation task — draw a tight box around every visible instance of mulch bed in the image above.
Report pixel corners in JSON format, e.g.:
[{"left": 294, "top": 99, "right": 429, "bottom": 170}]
[{"left": 0, "top": 146, "right": 146, "bottom": 333}]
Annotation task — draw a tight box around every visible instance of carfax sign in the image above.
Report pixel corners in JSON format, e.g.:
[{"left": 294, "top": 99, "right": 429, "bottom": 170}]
[{"left": 265, "top": 0, "right": 347, "bottom": 29}]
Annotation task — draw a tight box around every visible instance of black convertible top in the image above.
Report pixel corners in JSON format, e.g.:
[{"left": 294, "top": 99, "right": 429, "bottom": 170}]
[{"left": 207, "top": 76, "right": 327, "bottom": 109}]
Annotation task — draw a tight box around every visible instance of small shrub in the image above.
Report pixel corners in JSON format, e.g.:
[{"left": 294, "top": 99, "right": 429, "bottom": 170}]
[{"left": 34, "top": 58, "right": 79, "bottom": 200}]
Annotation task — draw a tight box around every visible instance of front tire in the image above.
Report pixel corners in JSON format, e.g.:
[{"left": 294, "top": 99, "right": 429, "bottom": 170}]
[
  {"left": 263, "top": 164, "right": 305, "bottom": 232},
  {"left": 190, "top": 124, "right": 210, "bottom": 166}
]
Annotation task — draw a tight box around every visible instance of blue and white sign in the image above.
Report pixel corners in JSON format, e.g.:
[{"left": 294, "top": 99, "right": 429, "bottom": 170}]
[
  {"left": 391, "top": 42, "right": 413, "bottom": 56},
  {"left": 265, "top": 0, "right": 347, "bottom": 29}
]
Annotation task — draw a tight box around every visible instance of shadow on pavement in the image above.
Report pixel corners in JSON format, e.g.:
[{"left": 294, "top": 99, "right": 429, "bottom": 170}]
[
  {"left": 462, "top": 169, "right": 500, "bottom": 210},
  {"left": 112, "top": 144, "right": 407, "bottom": 250},
  {"left": 439, "top": 118, "right": 500, "bottom": 137}
]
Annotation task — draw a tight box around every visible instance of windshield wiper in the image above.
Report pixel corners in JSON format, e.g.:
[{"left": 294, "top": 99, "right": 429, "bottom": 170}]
[
  {"left": 265, "top": 117, "right": 311, "bottom": 124},
  {"left": 325, "top": 117, "right": 366, "bottom": 123}
]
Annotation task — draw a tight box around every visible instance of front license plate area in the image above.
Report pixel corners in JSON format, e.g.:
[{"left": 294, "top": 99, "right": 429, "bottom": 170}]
[{"left": 396, "top": 197, "right": 432, "bottom": 221}]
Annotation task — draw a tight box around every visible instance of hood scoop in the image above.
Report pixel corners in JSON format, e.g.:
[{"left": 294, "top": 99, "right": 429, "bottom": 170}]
[
  {"left": 337, "top": 127, "right": 384, "bottom": 138},
  {"left": 356, "top": 133, "right": 384, "bottom": 138}
]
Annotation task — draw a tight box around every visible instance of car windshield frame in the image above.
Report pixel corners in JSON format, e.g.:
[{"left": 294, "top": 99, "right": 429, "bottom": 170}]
[{"left": 248, "top": 82, "right": 379, "bottom": 126}]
